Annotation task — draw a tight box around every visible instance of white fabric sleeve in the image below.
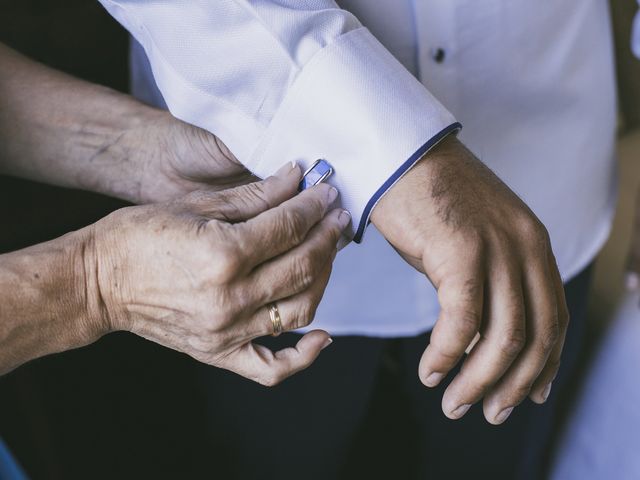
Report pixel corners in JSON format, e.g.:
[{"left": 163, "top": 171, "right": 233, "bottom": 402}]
[{"left": 98, "top": 0, "right": 460, "bottom": 242}]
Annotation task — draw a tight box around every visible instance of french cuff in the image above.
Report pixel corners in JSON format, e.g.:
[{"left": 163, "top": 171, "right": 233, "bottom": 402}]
[{"left": 248, "top": 27, "right": 460, "bottom": 243}]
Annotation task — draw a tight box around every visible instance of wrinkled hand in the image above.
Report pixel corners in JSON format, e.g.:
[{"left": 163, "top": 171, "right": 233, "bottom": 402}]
[
  {"left": 134, "top": 112, "right": 254, "bottom": 203},
  {"left": 371, "top": 135, "right": 568, "bottom": 424},
  {"left": 89, "top": 163, "right": 350, "bottom": 385}
]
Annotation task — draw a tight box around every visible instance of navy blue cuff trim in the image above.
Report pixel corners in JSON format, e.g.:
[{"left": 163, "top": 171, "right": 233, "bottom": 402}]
[{"left": 353, "top": 121, "right": 463, "bottom": 243}]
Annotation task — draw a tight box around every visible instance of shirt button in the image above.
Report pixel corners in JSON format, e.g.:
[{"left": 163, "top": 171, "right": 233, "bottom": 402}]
[{"left": 432, "top": 48, "right": 446, "bottom": 63}]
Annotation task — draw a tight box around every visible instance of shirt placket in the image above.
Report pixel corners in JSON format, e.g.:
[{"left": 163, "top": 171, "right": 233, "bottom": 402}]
[{"left": 412, "top": 0, "right": 460, "bottom": 112}]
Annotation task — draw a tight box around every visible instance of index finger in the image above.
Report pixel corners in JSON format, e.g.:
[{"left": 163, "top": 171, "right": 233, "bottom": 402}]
[
  {"left": 418, "top": 253, "right": 484, "bottom": 387},
  {"left": 188, "top": 162, "right": 301, "bottom": 222},
  {"left": 237, "top": 182, "right": 338, "bottom": 266}
]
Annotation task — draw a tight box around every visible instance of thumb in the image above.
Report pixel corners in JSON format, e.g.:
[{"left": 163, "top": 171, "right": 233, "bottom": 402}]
[{"left": 189, "top": 162, "right": 302, "bottom": 222}]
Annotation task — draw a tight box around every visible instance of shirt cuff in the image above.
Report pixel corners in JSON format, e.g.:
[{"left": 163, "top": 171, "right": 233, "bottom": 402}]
[
  {"left": 247, "top": 27, "right": 460, "bottom": 242},
  {"left": 352, "top": 122, "right": 461, "bottom": 242}
]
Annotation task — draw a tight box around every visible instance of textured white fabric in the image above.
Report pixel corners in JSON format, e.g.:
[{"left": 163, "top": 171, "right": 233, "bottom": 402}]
[
  {"left": 98, "top": 0, "right": 458, "bottom": 241},
  {"left": 120, "top": 0, "right": 617, "bottom": 337}
]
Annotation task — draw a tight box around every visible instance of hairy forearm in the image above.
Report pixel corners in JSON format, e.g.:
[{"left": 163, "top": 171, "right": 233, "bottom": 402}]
[
  {"left": 0, "top": 42, "right": 173, "bottom": 203},
  {"left": 0, "top": 227, "right": 105, "bottom": 375}
]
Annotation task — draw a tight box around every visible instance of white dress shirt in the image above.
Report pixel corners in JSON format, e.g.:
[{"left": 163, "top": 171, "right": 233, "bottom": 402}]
[
  {"left": 100, "top": 0, "right": 459, "bottom": 244},
  {"left": 101, "top": 0, "right": 618, "bottom": 337}
]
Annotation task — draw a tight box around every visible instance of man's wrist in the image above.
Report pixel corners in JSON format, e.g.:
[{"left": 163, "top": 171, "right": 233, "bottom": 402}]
[{"left": 370, "top": 133, "right": 459, "bottom": 241}]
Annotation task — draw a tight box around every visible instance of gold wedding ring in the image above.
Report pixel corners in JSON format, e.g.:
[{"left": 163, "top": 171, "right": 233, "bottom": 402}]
[{"left": 268, "top": 303, "right": 283, "bottom": 337}]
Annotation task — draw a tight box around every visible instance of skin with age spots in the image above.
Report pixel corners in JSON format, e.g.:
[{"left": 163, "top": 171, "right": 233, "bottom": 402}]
[{"left": 0, "top": 166, "right": 350, "bottom": 385}]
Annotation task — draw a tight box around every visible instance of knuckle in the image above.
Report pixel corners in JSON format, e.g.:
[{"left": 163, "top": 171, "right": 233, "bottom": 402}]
[
  {"left": 454, "top": 309, "right": 481, "bottom": 338},
  {"left": 476, "top": 376, "right": 497, "bottom": 393},
  {"left": 463, "top": 229, "right": 485, "bottom": 255},
  {"left": 300, "top": 298, "right": 318, "bottom": 328},
  {"left": 508, "top": 383, "right": 533, "bottom": 403},
  {"left": 537, "top": 321, "right": 560, "bottom": 352},
  {"left": 432, "top": 341, "right": 463, "bottom": 362},
  {"left": 289, "top": 316, "right": 304, "bottom": 333},
  {"left": 487, "top": 227, "right": 510, "bottom": 249},
  {"left": 301, "top": 186, "right": 328, "bottom": 213},
  {"left": 290, "top": 254, "right": 316, "bottom": 290},
  {"left": 242, "top": 181, "right": 272, "bottom": 211},
  {"left": 440, "top": 306, "right": 481, "bottom": 339},
  {"left": 280, "top": 209, "right": 307, "bottom": 243},
  {"left": 208, "top": 244, "right": 244, "bottom": 283},
  {"left": 439, "top": 282, "right": 483, "bottom": 311},
  {"left": 210, "top": 182, "right": 271, "bottom": 223},
  {"left": 216, "top": 200, "right": 244, "bottom": 223},
  {"left": 288, "top": 300, "right": 316, "bottom": 331},
  {"left": 317, "top": 221, "right": 342, "bottom": 251},
  {"left": 497, "top": 328, "right": 526, "bottom": 357},
  {"left": 519, "top": 218, "right": 550, "bottom": 252},
  {"left": 310, "top": 232, "right": 336, "bottom": 264},
  {"left": 310, "top": 193, "right": 328, "bottom": 217},
  {"left": 462, "top": 374, "right": 494, "bottom": 394},
  {"left": 185, "top": 189, "right": 216, "bottom": 205}
]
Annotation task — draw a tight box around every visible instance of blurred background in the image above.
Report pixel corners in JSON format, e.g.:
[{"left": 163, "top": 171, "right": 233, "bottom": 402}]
[{"left": 0, "top": 1, "right": 638, "bottom": 478}]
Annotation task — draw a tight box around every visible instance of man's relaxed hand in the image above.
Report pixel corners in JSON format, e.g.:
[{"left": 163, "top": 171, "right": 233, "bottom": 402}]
[{"left": 371, "top": 135, "right": 568, "bottom": 424}]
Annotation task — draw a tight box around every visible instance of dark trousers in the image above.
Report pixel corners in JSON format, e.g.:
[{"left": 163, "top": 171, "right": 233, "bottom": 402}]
[
  {"left": 0, "top": 266, "right": 591, "bottom": 479},
  {"left": 196, "top": 266, "right": 592, "bottom": 480}
]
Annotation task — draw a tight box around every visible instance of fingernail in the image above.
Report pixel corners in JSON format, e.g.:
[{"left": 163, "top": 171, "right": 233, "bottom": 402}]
[
  {"left": 337, "top": 210, "right": 351, "bottom": 229},
  {"left": 327, "top": 186, "right": 339, "bottom": 204},
  {"left": 321, "top": 337, "right": 333, "bottom": 350},
  {"left": 424, "top": 372, "right": 444, "bottom": 387},
  {"left": 494, "top": 407, "right": 514, "bottom": 424},
  {"left": 275, "top": 161, "right": 298, "bottom": 178},
  {"left": 450, "top": 404, "right": 471, "bottom": 419},
  {"left": 541, "top": 382, "right": 553, "bottom": 403}
]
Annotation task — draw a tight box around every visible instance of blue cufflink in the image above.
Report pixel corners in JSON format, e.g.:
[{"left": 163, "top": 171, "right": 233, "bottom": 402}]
[{"left": 299, "top": 159, "right": 334, "bottom": 191}]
